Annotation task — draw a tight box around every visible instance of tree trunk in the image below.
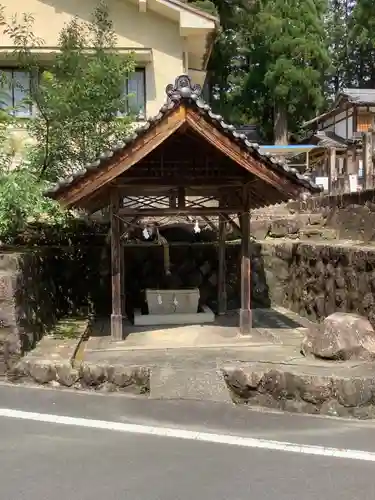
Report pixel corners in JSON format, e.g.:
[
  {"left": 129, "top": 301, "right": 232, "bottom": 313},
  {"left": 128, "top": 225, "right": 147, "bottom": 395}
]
[{"left": 273, "top": 102, "right": 288, "bottom": 145}]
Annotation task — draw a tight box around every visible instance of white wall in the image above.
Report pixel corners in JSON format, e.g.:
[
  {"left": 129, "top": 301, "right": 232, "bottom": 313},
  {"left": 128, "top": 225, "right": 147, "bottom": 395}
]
[{"left": 318, "top": 109, "right": 355, "bottom": 140}]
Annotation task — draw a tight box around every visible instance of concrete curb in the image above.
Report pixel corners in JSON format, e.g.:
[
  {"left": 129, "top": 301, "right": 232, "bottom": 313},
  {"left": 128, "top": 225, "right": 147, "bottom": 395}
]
[
  {"left": 7, "top": 354, "right": 375, "bottom": 420},
  {"left": 9, "top": 359, "right": 150, "bottom": 394},
  {"left": 222, "top": 364, "right": 375, "bottom": 420}
]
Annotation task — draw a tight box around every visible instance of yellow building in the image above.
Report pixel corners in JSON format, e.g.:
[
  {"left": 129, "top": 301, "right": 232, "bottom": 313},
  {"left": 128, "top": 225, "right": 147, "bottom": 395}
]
[{"left": 0, "top": 0, "right": 217, "bottom": 119}]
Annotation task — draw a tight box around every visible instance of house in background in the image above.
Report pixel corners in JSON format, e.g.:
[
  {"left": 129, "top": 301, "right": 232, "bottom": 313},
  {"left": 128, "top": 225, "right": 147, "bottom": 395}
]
[
  {"left": 301, "top": 89, "right": 375, "bottom": 193},
  {"left": 0, "top": 0, "right": 217, "bottom": 157}
]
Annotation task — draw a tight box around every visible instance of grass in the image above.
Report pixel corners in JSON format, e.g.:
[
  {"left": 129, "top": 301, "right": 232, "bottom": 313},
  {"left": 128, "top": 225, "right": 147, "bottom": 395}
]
[{"left": 49, "top": 318, "right": 89, "bottom": 340}]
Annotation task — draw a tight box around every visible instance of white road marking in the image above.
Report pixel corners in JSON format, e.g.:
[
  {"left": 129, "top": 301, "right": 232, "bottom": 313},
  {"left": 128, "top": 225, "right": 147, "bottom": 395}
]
[{"left": 0, "top": 407, "right": 374, "bottom": 462}]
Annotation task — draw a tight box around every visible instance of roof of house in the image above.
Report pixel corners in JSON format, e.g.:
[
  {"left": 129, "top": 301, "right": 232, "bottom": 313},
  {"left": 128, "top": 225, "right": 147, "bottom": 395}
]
[
  {"left": 339, "top": 88, "right": 375, "bottom": 105},
  {"left": 303, "top": 87, "right": 375, "bottom": 128},
  {"left": 160, "top": 0, "right": 219, "bottom": 22},
  {"left": 45, "top": 75, "right": 321, "bottom": 205},
  {"left": 235, "top": 124, "right": 264, "bottom": 144},
  {"left": 302, "top": 130, "right": 349, "bottom": 149}
]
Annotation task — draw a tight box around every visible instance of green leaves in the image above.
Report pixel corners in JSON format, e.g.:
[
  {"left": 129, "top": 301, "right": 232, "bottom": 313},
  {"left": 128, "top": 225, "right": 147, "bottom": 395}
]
[
  {"left": 5, "top": 1, "right": 135, "bottom": 179},
  {"left": 227, "top": 0, "right": 330, "bottom": 141},
  {"left": 0, "top": 1, "right": 137, "bottom": 240},
  {"left": 348, "top": 0, "right": 375, "bottom": 86},
  {"left": 0, "top": 167, "right": 68, "bottom": 240}
]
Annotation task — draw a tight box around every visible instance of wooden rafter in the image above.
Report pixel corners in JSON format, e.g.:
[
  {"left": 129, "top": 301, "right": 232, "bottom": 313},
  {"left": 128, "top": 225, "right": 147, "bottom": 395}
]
[
  {"left": 59, "top": 105, "right": 187, "bottom": 207},
  {"left": 221, "top": 213, "right": 241, "bottom": 237},
  {"left": 51, "top": 98, "right": 313, "bottom": 212},
  {"left": 186, "top": 109, "right": 302, "bottom": 199},
  {"left": 118, "top": 207, "right": 243, "bottom": 217}
]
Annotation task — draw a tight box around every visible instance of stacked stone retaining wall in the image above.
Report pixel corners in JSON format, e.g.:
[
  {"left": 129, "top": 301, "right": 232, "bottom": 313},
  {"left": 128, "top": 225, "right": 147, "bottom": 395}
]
[
  {"left": 253, "top": 240, "right": 375, "bottom": 326},
  {"left": 0, "top": 246, "right": 106, "bottom": 375}
]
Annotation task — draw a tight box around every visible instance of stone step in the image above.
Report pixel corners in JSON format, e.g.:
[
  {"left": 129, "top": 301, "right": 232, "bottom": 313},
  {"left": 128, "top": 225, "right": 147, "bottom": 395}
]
[
  {"left": 251, "top": 213, "right": 328, "bottom": 240},
  {"left": 222, "top": 361, "right": 375, "bottom": 419},
  {"left": 299, "top": 227, "right": 338, "bottom": 241},
  {"left": 150, "top": 365, "right": 232, "bottom": 402}
]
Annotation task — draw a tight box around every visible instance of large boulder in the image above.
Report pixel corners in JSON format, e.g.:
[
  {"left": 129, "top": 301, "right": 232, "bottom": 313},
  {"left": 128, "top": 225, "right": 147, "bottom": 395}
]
[
  {"left": 269, "top": 218, "right": 301, "bottom": 238},
  {"left": 301, "top": 312, "right": 375, "bottom": 361}
]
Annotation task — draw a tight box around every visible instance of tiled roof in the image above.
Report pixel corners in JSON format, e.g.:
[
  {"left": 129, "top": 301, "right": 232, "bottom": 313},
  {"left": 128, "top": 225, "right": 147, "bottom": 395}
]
[
  {"left": 303, "top": 88, "right": 375, "bottom": 128},
  {"left": 235, "top": 124, "right": 264, "bottom": 144},
  {"left": 45, "top": 75, "right": 321, "bottom": 198},
  {"left": 314, "top": 130, "right": 348, "bottom": 149},
  {"left": 341, "top": 88, "right": 375, "bottom": 104}
]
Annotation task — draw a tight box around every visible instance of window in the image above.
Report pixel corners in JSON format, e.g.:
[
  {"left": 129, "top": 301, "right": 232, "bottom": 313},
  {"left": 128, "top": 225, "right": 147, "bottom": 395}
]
[
  {"left": 0, "top": 68, "right": 37, "bottom": 117},
  {"left": 357, "top": 113, "right": 373, "bottom": 132},
  {"left": 0, "top": 67, "right": 146, "bottom": 119},
  {"left": 124, "top": 68, "right": 146, "bottom": 117}
]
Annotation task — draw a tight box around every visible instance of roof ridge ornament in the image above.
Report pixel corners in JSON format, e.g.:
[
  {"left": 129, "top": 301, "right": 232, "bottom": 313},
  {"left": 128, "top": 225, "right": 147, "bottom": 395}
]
[{"left": 166, "top": 74, "right": 202, "bottom": 102}]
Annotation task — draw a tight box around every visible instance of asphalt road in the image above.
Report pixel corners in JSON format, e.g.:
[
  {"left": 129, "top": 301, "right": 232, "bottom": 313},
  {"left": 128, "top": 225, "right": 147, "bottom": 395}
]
[{"left": 1, "top": 383, "right": 375, "bottom": 500}]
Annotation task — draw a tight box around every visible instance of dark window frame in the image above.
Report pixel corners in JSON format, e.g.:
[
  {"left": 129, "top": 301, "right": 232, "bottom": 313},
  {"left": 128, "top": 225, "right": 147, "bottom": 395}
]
[
  {"left": 0, "top": 67, "right": 39, "bottom": 117},
  {"left": 0, "top": 66, "right": 147, "bottom": 118},
  {"left": 124, "top": 67, "right": 146, "bottom": 116}
]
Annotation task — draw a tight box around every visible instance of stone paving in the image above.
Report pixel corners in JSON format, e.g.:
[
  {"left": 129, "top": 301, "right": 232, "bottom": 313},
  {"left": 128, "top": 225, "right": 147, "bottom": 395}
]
[
  {"left": 85, "top": 306, "right": 309, "bottom": 353},
  {"left": 8, "top": 308, "right": 375, "bottom": 419}
]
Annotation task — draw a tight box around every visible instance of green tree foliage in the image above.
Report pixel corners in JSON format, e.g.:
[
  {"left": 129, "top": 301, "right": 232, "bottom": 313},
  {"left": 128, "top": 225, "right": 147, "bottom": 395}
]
[
  {"left": 0, "top": 2, "right": 136, "bottom": 239},
  {"left": 0, "top": 166, "right": 67, "bottom": 240},
  {"left": 326, "top": 0, "right": 355, "bottom": 95},
  {"left": 348, "top": 0, "right": 375, "bottom": 87},
  {"left": 5, "top": 1, "right": 135, "bottom": 180},
  {"left": 232, "top": 0, "right": 331, "bottom": 143},
  {"left": 195, "top": 0, "right": 245, "bottom": 121}
]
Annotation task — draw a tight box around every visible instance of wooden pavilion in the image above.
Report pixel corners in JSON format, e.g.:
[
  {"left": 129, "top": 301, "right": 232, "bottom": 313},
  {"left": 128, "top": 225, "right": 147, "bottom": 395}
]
[{"left": 46, "top": 75, "right": 320, "bottom": 340}]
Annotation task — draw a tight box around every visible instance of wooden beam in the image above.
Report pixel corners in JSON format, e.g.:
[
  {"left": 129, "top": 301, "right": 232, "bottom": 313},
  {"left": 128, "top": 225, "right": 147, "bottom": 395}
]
[
  {"left": 169, "top": 192, "right": 177, "bottom": 208},
  {"left": 328, "top": 147, "right": 336, "bottom": 194},
  {"left": 118, "top": 207, "right": 242, "bottom": 217},
  {"left": 58, "top": 105, "right": 187, "bottom": 207},
  {"left": 120, "top": 211, "right": 126, "bottom": 318},
  {"left": 110, "top": 189, "right": 123, "bottom": 341},
  {"left": 120, "top": 215, "right": 141, "bottom": 240},
  {"left": 201, "top": 215, "right": 217, "bottom": 232},
  {"left": 221, "top": 213, "right": 241, "bottom": 237},
  {"left": 239, "top": 187, "right": 251, "bottom": 334},
  {"left": 115, "top": 178, "right": 245, "bottom": 187},
  {"left": 217, "top": 209, "right": 227, "bottom": 315},
  {"left": 186, "top": 109, "right": 304, "bottom": 199},
  {"left": 177, "top": 187, "right": 186, "bottom": 208}
]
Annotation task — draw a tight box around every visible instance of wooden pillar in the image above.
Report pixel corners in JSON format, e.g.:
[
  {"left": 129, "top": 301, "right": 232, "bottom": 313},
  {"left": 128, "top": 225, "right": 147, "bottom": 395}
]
[
  {"left": 169, "top": 192, "right": 177, "bottom": 208},
  {"left": 120, "top": 221, "right": 126, "bottom": 320},
  {"left": 177, "top": 187, "right": 185, "bottom": 208},
  {"left": 110, "top": 189, "right": 123, "bottom": 341},
  {"left": 217, "top": 212, "right": 227, "bottom": 315},
  {"left": 239, "top": 188, "right": 251, "bottom": 334},
  {"left": 305, "top": 151, "right": 310, "bottom": 175},
  {"left": 328, "top": 147, "right": 336, "bottom": 194},
  {"left": 363, "top": 131, "right": 374, "bottom": 190},
  {"left": 345, "top": 146, "right": 357, "bottom": 192},
  {"left": 344, "top": 149, "right": 352, "bottom": 193}
]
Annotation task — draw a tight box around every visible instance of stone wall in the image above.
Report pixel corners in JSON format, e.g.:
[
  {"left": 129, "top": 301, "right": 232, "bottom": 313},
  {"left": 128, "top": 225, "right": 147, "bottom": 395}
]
[
  {"left": 288, "top": 187, "right": 375, "bottom": 212},
  {"left": 0, "top": 238, "right": 273, "bottom": 376},
  {"left": 0, "top": 245, "right": 107, "bottom": 375},
  {"left": 251, "top": 211, "right": 338, "bottom": 241},
  {"left": 250, "top": 188, "right": 375, "bottom": 243},
  {"left": 254, "top": 240, "right": 375, "bottom": 325}
]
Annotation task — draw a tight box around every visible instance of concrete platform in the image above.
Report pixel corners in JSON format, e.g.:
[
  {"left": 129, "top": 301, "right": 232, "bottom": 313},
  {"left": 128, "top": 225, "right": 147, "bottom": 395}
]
[
  {"left": 134, "top": 305, "right": 215, "bottom": 326},
  {"left": 87, "top": 307, "right": 310, "bottom": 352},
  {"left": 11, "top": 307, "right": 375, "bottom": 418},
  {"left": 78, "top": 307, "right": 309, "bottom": 403}
]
